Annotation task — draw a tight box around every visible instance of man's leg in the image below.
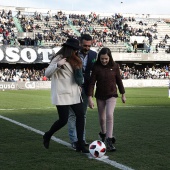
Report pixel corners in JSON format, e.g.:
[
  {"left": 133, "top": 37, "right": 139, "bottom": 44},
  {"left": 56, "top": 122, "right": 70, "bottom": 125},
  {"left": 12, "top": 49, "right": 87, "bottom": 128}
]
[
  {"left": 81, "top": 88, "right": 88, "bottom": 142},
  {"left": 68, "top": 107, "right": 77, "bottom": 143},
  {"left": 68, "top": 88, "right": 88, "bottom": 145}
]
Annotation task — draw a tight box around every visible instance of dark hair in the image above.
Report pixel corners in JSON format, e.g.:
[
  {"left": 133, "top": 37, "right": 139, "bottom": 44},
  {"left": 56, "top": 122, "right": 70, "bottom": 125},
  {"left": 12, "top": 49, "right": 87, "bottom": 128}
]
[
  {"left": 52, "top": 46, "right": 82, "bottom": 69},
  {"left": 51, "top": 46, "right": 74, "bottom": 60},
  {"left": 62, "top": 38, "right": 81, "bottom": 50},
  {"left": 80, "top": 34, "right": 92, "bottom": 42},
  {"left": 96, "top": 47, "right": 115, "bottom": 67}
]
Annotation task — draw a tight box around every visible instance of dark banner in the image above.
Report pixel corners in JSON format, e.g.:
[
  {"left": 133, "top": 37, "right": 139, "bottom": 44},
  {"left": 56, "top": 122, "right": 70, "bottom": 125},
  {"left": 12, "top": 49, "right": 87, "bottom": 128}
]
[
  {"left": 0, "top": 45, "right": 61, "bottom": 63},
  {"left": 1, "top": 45, "right": 170, "bottom": 64}
]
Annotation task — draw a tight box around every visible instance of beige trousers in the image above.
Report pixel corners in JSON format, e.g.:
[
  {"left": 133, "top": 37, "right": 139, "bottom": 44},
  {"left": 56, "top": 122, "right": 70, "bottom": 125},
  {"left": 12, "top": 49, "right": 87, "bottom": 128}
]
[{"left": 96, "top": 97, "right": 117, "bottom": 138}]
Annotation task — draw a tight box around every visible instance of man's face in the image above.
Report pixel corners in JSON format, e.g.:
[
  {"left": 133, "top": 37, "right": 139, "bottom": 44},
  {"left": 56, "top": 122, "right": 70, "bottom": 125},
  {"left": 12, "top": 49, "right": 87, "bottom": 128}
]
[{"left": 81, "top": 39, "right": 92, "bottom": 55}]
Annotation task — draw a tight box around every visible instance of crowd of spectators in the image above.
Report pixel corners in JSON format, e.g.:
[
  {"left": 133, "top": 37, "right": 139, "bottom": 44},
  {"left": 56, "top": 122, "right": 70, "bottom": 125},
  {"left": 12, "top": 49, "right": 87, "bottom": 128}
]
[
  {"left": 1, "top": 8, "right": 170, "bottom": 53},
  {"left": 0, "top": 9, "right": 19, "bottom": 45},
  {"left": 0, "top": 67, "right": 48, "bottom": 82},
  {"left": 16, "top": 10, "right": 76, "bottom": 46},
  {"left": 120, "top": 65, "right": 170, "bottom": 79},
  {"left": 0, "top": 9, "right": 170, "bottom": 83},
  {"left": 156, "top": 34, "right": 170, "bottom": 53},
  {"left": 0, "top": 64, "right": 170, "bottom": 82},
  {"left": 68, "top": 12, "right": 130, "bottom": 47},
  {"left": 0, "top": 9, "right": 149, "bottom": 49}
]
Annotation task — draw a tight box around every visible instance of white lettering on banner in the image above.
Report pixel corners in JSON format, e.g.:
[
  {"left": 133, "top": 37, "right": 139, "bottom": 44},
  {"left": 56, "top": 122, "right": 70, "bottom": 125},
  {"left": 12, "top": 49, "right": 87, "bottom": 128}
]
[
  {"left": 0, "top": 83, "right": 16, "bottom": 89},
  {"left": 0, "top": 48, "right": 4, "bottom": 61},
  {"left": 113, "top": 53, "right": 170, "bottom": 61},
  {"left": 21, "top": 48, "right": 37, "bottom": 63},
  {"left": 122, "top": 79, "right": 168, "bottom": 87},
  {"left": 0, "top": 80, "right": 168, "bottom": 91},
  {"left": 0, "top": 46, "right": 61, "bottom": 63},
  {"left": 25, "top": 82, "right": 35, "bottom": 89},
  {"left": 38, "top": 48, "right": 51, "bottom": 62},
  {"left": 35, "top": 81, "right": 44, "bottom": 87},
  {"left": 6, "top": 47, "right": 20, "bottom": 62}
]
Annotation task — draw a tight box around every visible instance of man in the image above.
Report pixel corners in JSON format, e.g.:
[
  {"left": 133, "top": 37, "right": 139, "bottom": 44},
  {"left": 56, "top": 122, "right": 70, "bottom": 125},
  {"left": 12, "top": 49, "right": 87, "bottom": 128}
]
[
  {"left": 68, "top": 34, "right": 97, "bottom": 149},
  {"left": 133, "top": 40, "right": 138, "bottom": 53}
]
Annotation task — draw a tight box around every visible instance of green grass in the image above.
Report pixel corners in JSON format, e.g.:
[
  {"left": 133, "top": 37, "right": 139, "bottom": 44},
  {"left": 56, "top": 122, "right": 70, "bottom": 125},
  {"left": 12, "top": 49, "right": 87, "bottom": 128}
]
[{"left": 0, "top": 88, "right": 170, "bottom": 170}]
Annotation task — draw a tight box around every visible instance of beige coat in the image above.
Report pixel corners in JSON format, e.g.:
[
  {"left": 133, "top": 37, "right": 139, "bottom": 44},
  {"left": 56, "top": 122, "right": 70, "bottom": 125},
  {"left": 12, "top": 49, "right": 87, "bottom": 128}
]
[{"left": 45, "top": 55, "right": 82, "bottom": 105}]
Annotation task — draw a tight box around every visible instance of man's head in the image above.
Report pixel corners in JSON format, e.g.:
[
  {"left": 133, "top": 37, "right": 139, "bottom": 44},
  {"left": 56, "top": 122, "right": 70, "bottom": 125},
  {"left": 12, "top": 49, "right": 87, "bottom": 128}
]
[{"left": 80, "top": 34, "right": 92, "bottom": 55}]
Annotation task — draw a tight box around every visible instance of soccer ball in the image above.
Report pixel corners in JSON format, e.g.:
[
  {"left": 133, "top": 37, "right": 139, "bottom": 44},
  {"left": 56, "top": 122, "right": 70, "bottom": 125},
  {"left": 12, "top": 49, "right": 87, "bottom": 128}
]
[{"left": 89, "top": 140, "right": 106, "bottom": 158}]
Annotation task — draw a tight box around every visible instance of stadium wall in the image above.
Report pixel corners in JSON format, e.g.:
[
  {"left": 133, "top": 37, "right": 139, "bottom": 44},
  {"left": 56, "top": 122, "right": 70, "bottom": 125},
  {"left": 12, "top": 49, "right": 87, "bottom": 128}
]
[{"left": 0, "top": 80, "right": 168, "bottom": 91}]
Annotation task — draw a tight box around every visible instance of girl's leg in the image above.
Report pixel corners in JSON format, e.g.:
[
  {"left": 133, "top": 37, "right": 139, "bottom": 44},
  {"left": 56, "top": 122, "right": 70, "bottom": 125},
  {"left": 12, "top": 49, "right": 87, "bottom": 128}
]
[
  {"left": 43, "top": 105, "right": 69, "bottom": 149},
  {"left": 105, "top": 97, "right": 117, "bottom": 151},
  {"left": 96, "top": 99, "right": 106, "bottom": 134},
  {"left": 105, "top": 97, "right": 117, "bottom": 138},
  {"left": 47, "top": 105, "right": 69, "bottom": 136}
]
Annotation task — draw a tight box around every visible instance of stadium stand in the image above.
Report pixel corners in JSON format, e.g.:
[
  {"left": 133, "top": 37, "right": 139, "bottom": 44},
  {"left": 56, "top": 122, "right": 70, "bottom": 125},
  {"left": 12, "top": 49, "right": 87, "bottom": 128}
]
[{"left": 0, "top": 6, "right": 170, "bottom": 83}]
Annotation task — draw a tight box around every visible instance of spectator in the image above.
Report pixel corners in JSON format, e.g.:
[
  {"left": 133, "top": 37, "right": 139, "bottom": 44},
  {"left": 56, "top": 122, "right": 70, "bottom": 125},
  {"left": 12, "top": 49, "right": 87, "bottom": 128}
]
[{"left": 133, "top": 40, "right": 138, "bottom": 53}]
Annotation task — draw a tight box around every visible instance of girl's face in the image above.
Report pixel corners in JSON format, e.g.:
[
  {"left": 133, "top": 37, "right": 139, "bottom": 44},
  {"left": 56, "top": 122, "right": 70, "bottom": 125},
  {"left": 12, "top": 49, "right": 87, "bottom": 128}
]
[{"left": 100, "top": 54, "right": 109, "bottom": 66}]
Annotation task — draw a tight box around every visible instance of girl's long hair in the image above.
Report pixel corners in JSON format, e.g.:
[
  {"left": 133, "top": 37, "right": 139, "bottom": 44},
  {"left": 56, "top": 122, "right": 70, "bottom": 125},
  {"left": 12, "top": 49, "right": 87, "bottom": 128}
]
[
  {"left": 96, "top": 47, "right": 115, "bottom": 67},
  {"left": 52, "top": 46, "right": 82, "bottom": 69}
]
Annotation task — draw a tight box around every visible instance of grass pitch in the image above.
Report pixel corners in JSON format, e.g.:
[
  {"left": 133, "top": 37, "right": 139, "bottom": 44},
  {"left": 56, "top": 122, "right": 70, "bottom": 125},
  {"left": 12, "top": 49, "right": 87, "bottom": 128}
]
[{"left": 0, "top": 87, "right": 170, "bottom": 170}]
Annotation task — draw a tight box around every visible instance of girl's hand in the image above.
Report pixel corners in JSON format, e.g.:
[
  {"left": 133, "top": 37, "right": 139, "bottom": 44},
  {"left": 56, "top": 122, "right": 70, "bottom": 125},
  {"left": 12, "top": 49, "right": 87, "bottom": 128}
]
[
  {"left": 79, "top": 86, "right": 82, "bottom": 92},
  {"left": 121, "top": 94, "right": 126, "bottom": 103},
  {"left": 57, "top": 58, "right": 67, "bottom": 67},
  {"left": 88, "top": 96, "right": 94, "bottom": 109}
]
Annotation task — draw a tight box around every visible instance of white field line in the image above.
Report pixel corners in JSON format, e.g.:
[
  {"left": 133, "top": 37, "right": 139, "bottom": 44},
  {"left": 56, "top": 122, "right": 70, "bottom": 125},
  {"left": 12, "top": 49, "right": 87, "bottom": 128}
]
[
  {"left": 0, "top": 115, "right": 135, "bottom": 170},
  {"left": 0, "top": 105, "right": 169, "bottom": 111}
]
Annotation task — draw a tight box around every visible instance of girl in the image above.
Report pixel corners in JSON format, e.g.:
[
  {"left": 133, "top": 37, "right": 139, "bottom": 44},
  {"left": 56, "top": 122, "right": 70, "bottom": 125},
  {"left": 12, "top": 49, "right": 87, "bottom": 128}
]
[
  {"left": 43, "top": 38, "right": 89, "bottom": 153},
  {"left": 88, "top": 47, "right": 126, "bottom": 151}
]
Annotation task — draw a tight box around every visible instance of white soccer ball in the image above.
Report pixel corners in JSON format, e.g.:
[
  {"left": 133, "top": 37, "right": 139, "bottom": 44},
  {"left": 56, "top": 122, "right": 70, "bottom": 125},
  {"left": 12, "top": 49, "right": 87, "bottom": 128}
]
[{"left": 89, "top": 140, "right": 106, "bottom": 158}]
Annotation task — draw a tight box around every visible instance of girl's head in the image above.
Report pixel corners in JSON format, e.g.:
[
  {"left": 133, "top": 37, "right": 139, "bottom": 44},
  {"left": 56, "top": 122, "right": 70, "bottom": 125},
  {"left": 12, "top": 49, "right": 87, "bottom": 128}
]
[
  {"left": 53, "top": 38, "right": 82, "bottom": 69},
  {"left": 62, "top": 38, "right": 81, "bottom": 50},
  {"left": 53, "top": 38, "right": 80, "bottom": 59},
  {"left": 96, "top": 48, "right": 115, "bottom": 67}
]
